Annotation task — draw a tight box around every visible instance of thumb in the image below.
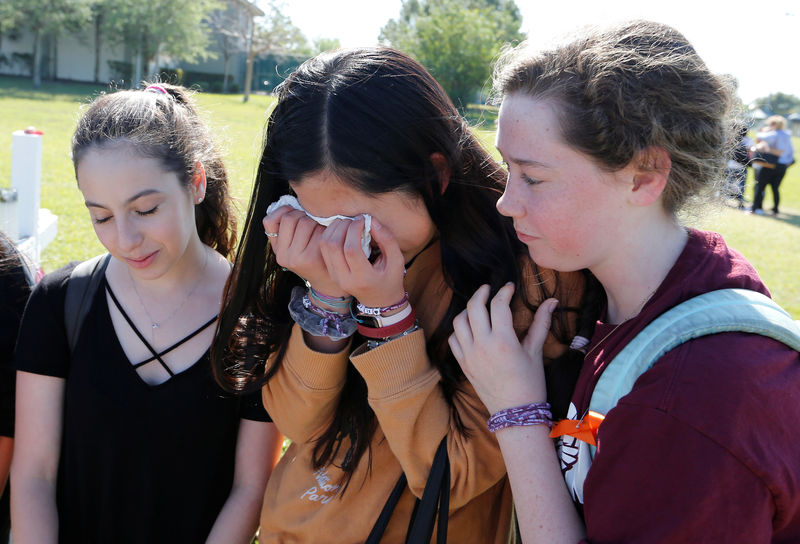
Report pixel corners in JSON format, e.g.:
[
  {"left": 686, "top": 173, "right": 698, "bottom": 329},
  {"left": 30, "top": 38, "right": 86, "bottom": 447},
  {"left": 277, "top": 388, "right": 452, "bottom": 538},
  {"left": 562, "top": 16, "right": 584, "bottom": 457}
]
[
  {"left": 369, "top": 218, "right": 403, "bottom": 269},
  {"left": 522, "top": 298, "right": 558, "bottom": 359}
]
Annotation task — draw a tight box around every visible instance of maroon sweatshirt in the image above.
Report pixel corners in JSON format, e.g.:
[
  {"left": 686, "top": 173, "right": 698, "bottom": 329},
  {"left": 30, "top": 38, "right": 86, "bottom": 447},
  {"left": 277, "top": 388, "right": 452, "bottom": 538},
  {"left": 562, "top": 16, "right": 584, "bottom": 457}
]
[{"left": 559, "top": 229, "right": 800, "bottom": 543}]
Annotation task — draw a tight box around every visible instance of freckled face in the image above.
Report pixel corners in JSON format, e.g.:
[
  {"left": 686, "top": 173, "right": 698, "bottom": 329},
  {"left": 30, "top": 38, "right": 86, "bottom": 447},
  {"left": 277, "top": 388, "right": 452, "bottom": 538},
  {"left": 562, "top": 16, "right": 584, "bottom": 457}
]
[
  {"left": 77, "top": 146, "right": 199, "bottom": 279},
  {"left": 495, "top": 94, "right": 633, "bottom": 273},
  {"left": 290, "top": 169, "right": 436, "bottom": 262}
]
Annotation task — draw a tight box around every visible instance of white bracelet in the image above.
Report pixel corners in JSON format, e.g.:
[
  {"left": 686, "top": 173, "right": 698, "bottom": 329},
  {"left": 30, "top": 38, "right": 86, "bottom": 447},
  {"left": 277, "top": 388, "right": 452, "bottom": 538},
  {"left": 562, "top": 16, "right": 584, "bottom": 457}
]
[{"left": 373, "top": 303, "right": 413, "bottom": 327}]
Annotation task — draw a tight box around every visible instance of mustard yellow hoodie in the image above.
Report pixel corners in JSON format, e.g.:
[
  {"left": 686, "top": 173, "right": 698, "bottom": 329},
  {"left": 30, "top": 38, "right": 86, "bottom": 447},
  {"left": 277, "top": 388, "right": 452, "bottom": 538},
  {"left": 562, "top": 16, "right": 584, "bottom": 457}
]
[{"left": 259, "top": 242, "right": 583, "bottom": 543}]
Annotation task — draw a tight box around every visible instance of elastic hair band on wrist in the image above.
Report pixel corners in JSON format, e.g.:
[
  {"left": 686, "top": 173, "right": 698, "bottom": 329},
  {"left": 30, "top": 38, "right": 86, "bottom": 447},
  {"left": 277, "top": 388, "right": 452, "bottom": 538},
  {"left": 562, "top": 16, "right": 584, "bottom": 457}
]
[
  {"left": 287, "top": 286, "right": 357, "bottom": 340},
  {"left": 487, "top": 402, "right": 552, "bottom": 433}
]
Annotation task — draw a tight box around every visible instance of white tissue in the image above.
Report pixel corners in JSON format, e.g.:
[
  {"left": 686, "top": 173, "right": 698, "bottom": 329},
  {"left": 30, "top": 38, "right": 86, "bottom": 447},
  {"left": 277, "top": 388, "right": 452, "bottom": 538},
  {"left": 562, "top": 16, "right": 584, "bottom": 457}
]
[{"left": 266, "top": 195, "right": 372, "bottom": 258}]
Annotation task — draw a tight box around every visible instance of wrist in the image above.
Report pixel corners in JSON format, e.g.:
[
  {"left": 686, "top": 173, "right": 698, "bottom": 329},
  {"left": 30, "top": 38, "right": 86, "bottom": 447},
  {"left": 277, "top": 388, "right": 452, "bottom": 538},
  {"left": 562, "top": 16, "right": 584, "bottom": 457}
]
[
  {"left": 487, "top": 402, "right": 553, "bottom": 433},
  {"left": 304, "top": 279, "right": 349, "bottom": 300},
  {"left": 308, "top": 289, "right": 353, "bottom": 314},
  {"left": 355, "top": 291, "right": 409, "bottom": 317},
  {"left": 356, "top": 307, "right": 416, "bottom": 339},
  {"left": 377, "top": 300, "right": 409, "bottom": 317}
]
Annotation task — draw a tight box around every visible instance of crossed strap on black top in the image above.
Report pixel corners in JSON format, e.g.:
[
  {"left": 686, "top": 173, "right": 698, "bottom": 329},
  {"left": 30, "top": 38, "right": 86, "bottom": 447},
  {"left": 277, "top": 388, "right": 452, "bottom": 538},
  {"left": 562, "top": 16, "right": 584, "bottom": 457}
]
[{"left": 104, "top": 280, "right": 217, "bottom": 376}]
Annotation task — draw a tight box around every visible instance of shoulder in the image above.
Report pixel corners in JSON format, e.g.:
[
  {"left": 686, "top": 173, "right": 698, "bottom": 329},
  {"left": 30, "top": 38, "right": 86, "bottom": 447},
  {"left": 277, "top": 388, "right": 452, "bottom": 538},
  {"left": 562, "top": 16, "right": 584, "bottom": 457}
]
[
  {"left": 680, "top": 230, "right": 769, "bottom": 296},
  {"left": 37, "top": 261, "right": 81, "bottom": 291},
  {"left": 25, "top": 262, "right": 80, "bottom": 310},
  {"left": 16, "top": 262, "right": 84, "bottom": 377},
  {"left": 619, "top": 332, "right": 800, "bottom": 480}
]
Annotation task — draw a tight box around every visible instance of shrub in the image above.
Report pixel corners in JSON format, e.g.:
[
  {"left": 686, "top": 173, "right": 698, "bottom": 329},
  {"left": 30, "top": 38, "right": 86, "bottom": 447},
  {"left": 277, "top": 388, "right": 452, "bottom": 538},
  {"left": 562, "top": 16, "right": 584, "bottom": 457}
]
[{"left": 107, "top": 60, "right": 132, "bottom": 83}]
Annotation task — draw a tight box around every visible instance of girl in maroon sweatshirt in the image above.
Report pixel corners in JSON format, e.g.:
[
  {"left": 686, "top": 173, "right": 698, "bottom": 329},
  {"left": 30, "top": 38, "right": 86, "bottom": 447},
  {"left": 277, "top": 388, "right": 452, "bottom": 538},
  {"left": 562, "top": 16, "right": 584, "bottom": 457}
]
[{"left": 451, "top": 20, "right": 800, "bottom": 543}]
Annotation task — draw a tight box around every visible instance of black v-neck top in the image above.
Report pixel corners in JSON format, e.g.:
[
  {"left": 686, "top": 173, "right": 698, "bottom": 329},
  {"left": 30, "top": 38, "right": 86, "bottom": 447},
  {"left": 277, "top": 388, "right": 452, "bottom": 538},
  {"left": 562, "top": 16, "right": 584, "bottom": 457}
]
[{"left": 16, "top": 263, "right": 270, "bottom": 543}]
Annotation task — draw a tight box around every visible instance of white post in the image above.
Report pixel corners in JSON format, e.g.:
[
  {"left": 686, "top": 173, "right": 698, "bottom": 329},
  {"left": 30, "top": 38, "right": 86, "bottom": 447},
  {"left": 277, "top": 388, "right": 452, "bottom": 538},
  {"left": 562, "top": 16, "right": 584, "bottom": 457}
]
[
  {"left": 9, "top": 127, "right": 57, "bottom": 270},
  {"left": 11, "top": 128, "right": 43, "bottom": 240}
]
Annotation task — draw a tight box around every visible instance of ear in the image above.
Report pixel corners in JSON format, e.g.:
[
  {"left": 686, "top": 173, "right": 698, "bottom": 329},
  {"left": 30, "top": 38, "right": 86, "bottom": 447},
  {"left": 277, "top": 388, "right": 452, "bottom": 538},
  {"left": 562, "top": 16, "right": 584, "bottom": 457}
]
[
  {"left": 192, "top": 162, "right": 207, "bottom": 204},
  {"left": 430, "top": 152, "right": 451, "bottom": 194},
  {"left": 628, "top": 147, "right": 671, "bottom": 207}
]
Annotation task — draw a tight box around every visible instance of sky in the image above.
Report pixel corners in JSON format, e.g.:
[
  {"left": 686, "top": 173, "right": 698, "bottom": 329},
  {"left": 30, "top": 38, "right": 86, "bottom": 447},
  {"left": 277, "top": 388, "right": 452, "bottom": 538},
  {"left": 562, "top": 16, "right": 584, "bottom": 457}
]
[{"left": 270, "top": 0, "right": 800, "bottom": 105}]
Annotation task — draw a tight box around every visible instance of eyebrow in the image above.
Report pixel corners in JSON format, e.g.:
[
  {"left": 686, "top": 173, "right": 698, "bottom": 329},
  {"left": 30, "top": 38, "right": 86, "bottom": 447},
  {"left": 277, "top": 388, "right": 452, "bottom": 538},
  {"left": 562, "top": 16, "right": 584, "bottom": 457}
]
[
  {"left": 510, "top": 157, "right": 553, "bottom": 168},
  {"left": 496, "top": 146, "right": 553, "bottom": 169},
  {"left": 84, "top": 189, "right": 163, "bottom": 209}
]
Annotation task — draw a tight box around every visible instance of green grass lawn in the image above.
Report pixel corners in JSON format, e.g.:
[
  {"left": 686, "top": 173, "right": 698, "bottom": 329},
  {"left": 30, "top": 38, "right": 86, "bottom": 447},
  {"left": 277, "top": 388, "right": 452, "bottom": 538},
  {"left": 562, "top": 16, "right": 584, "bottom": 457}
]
[{"left": 1, "top": 74, "right": 799, "bottom": 317}]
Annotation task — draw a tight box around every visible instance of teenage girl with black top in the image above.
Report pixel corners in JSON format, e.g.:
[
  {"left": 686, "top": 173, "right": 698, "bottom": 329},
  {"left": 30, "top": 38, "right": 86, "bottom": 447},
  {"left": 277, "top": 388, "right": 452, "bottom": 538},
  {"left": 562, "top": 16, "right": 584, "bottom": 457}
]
[{"left": 12, "top": 84, "right": 282, "bottom": 544}]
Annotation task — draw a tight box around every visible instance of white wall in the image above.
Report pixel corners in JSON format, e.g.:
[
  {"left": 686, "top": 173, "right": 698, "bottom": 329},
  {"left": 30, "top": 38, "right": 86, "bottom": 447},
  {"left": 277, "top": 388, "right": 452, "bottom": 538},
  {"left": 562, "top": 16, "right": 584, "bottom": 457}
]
[
  {"left": 56, "top": 33, "right": 126, "bottom": 83},
  {"left": 0, "top": 33, "right": 36, "bottom": 77}
]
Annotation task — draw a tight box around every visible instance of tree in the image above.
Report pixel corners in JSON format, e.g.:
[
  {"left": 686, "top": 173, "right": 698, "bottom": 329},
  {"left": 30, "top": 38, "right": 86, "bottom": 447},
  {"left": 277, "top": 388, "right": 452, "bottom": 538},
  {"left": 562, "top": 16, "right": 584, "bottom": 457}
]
[
  {"left": 206, "top": 5, "right": 252, "bottom": 92},
  {"left": 5, "top": 0, "right": 93, "bottom": 87},
  {"left": 103, "top": 0, "right": 221, "bottom": 87},
  {"left": 753, "top": 92, "right": 800, "bottom": 116},
  {"left": 312, "top": 37, "right": 341, "bottom": 54},
  {"left": 380, "top": 0, "right": 524, "bottom": 106},
  {"left": 242, "top": 1, "right": 310, "bottom": 102},
  {"left": 0, "top": 1, "right": 23, "bottom": 68}
]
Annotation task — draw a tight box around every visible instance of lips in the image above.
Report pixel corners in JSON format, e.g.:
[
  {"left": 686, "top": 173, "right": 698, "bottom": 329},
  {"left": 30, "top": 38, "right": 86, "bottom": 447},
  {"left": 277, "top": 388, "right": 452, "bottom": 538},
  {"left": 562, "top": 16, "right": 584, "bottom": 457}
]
[
  {"left": 125, "top": 251, "right": 158, "bottom": 269},
  {"left": 515, "top": 230, "right": 538, "bottom": 243}
]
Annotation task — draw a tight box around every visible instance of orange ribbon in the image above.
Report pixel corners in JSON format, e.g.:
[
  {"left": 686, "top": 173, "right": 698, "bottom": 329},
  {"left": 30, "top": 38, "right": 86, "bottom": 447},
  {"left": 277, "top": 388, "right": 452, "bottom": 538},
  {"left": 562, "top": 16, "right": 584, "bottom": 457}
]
[{"left": 549, "top": 411, "right": 606, "bottom": 446}]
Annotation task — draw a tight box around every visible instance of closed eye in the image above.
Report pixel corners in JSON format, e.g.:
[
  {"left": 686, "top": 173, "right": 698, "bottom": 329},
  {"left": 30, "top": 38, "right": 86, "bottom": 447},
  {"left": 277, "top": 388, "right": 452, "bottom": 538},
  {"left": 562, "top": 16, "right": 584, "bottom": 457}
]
[
  {"left": 137, "top": 205, "right": 159, "bottom": 216},
  {"left": 94, "top": 216, "right": 112, "bottom": 225},
  {"left": 522, "top": 174, "right": 542, "bottom": 186}
]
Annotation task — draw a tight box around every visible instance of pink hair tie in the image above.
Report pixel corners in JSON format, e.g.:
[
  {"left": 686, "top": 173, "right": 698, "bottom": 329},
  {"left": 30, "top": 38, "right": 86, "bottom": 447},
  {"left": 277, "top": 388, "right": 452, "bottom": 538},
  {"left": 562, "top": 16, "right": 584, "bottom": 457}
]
[{"left": 145, "top": 84, "right": 168, "bottom": 95}]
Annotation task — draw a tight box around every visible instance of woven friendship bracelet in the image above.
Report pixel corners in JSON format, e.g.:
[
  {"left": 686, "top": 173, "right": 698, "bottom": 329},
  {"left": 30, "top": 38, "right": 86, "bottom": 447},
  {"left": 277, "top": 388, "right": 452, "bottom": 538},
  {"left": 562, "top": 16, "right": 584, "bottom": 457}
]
[
  {"left": 308, "top": 287, "right": 353, "bottom": 310},
  {"left": 487, "top": 402, "right": 553, "bottom": 432}
]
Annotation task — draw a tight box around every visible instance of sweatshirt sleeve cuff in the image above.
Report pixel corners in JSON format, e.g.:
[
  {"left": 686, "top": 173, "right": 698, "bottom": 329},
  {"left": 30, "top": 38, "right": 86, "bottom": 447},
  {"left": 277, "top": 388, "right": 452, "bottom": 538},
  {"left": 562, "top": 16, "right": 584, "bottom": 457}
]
[
  {"left": 283, "top": 323, "right": 350, "bottom": 391},
  {"left": 350, "top": 329, "right": 439, "bottom": 399}
]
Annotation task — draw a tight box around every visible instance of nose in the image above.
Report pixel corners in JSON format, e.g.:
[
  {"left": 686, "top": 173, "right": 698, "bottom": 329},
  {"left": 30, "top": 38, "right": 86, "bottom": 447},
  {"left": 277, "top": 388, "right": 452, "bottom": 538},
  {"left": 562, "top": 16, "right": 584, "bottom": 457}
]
[
  {"left": 496, "top": 177, "right": 523, "bottom": 219},
  {"left": 116, "top": 216, "right": 143, "bottom": 253}
]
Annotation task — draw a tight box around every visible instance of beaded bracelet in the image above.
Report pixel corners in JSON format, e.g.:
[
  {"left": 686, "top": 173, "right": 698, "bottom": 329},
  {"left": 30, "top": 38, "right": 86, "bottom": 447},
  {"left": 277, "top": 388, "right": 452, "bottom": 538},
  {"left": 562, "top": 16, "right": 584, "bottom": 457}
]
[
  {"left": 356, "top": 292, "right": 409, "bottom": 317},
  {"left": 487, "top": 402, "right": 553, "bottom": 433},
  {"left": 287, "top": 287, "right": 357, "bottom": 340}
]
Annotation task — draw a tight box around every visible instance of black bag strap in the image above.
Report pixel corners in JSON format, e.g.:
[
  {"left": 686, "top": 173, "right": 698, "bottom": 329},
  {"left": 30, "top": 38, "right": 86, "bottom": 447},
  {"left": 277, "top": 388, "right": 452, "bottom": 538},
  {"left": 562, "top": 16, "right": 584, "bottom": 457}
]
[
  {"left": 365, "top": 472, "right": 408, "bottom": 544},
  {"left": 64, "top": 253, "right": 110, "bottom": 354},
  {"left": 407, "top": 437, "right": 449, "bottom": 544},
  {"left": 366, "top": 436, "right": 450, "bottom": 544}
]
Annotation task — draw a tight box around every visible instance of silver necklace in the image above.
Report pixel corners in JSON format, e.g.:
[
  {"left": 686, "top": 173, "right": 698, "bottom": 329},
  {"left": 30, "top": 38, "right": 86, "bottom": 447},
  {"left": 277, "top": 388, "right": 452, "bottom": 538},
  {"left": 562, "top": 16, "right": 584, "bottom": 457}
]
[{"left": 129, "top": 249, "right": 209, "bottom": 336}]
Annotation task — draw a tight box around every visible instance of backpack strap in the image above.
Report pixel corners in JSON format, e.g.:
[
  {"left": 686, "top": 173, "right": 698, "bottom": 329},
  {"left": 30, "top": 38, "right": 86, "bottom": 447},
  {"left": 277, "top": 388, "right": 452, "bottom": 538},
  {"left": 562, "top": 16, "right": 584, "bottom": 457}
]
[
  {"left": 64, "top": 253, "right": 110, "bottom": 354},
  {"left": 566, "top": 288, "right": 800, "bottom": 496},
  {"left": 589, "top": 288, "right": 800, "bottom": 424}
]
